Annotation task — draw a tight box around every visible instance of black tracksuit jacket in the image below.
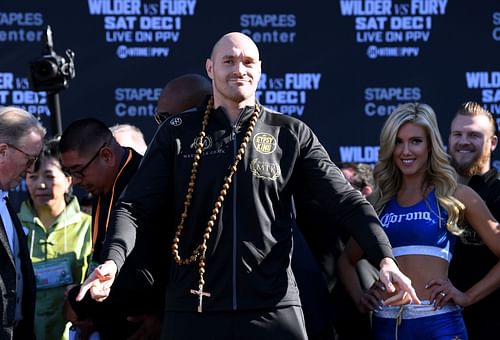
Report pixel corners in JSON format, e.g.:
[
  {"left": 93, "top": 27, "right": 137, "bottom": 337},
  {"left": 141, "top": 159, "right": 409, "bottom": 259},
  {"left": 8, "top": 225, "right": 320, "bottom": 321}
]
[{"left": 103, "top": 103, "right": 394, "bottom": 312}]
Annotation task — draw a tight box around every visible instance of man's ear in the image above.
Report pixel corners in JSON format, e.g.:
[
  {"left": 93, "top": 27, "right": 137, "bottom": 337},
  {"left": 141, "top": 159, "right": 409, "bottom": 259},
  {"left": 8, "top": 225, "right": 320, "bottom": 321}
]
[
  {"left": 206, "top": 58, "right": 214, "bottom": 80},
  {"left": 64, "top": 175, "right": 72, "bottom": 193},
  {"left": 491, "top": 135, "right": 498, "bottom": 152},
  {"left": 361, "top": 186, "right": 373, "bottom": 198},
  {"left": 100, "top": 147, "right": 115, "bottom": 166}
]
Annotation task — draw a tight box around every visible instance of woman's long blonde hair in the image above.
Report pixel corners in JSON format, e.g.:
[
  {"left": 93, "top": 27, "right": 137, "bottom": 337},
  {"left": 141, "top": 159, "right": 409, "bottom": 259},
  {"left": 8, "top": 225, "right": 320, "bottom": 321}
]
[{"left": 372, "top": 103, "right": 464, "bottom": 234}]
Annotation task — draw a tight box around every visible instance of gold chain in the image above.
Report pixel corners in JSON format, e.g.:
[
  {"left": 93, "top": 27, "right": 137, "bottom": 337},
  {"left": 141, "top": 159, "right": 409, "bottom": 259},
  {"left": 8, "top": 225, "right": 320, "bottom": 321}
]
[{"left": 171, "top": 96, "right": 260, "bottom": 307}]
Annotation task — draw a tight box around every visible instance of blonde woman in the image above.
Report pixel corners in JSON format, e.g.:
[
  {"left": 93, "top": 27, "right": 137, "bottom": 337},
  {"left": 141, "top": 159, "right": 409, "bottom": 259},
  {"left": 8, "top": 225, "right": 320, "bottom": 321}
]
[{"left": 338, "top": 103, "right": 500, "bottom": 339}]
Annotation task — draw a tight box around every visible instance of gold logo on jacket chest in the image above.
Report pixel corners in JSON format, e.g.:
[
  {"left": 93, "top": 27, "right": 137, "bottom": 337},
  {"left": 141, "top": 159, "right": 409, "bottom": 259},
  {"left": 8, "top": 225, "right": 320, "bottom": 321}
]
[
  {"left": 253, "top": 133, "right": 276, "bottom": 154},
  {"left": 250, "top": 159, "right": 281, "bottom": 180},
  {"left": 190, "top": 135, "right": 213, "bottom": 150}
]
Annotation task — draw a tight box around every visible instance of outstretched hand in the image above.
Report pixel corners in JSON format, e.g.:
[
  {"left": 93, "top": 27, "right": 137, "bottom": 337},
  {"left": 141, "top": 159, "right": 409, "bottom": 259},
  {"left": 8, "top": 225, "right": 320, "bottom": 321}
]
[
  {"left": 77, "top": 260, "right": 118, "bottom": 302},
  {"left": 378, "top": 257, "right": 421, "bottom": 305}
]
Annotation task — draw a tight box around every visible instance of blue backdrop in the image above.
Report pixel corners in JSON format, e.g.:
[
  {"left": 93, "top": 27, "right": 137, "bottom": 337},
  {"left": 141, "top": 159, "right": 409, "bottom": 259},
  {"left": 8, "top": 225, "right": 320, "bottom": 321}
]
[{"left": 1, "top": 0, "right": 499, "bottom": 207}]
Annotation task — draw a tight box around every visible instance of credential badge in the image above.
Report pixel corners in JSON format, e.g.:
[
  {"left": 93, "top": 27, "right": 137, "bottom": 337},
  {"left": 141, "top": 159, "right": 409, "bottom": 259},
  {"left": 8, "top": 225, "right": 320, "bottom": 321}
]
[{"left": 253, "top": 133, "right": 276, "bottom": 154}]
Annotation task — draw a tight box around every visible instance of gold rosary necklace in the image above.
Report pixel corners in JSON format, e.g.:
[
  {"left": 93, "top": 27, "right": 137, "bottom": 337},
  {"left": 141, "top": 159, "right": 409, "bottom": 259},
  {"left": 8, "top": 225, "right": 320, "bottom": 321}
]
[{"left": 171, "top": 96, "right": 260, "bottom": 312}]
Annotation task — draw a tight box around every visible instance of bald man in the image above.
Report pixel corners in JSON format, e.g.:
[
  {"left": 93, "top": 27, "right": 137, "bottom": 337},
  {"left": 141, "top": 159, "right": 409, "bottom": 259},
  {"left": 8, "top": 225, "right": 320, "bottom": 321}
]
[
  {"left": 78, "top": 32, "right": 417, "bottom": 339},
  {"left": 155, "top": 73, "right": 212, "bottom": 124}
]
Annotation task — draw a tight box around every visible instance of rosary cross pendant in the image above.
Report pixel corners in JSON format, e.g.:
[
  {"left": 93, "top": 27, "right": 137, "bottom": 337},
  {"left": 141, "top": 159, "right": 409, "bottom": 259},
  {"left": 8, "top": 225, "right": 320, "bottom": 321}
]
[{"left": 190, "top": 288, "right": 211, "bottom": 313}]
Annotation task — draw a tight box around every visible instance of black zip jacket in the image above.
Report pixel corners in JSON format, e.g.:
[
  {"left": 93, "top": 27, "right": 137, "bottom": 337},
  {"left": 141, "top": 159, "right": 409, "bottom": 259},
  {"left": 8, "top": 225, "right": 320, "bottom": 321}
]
[{"left": 103, "top": 104, "right": 393, "bottom": 312}]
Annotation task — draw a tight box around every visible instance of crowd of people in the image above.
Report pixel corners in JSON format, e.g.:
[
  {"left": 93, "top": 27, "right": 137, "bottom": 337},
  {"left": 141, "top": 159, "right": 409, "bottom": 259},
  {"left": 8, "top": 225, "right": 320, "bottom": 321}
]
[{"left": 0, "top": 31, "right": 499, "bottom": 340}]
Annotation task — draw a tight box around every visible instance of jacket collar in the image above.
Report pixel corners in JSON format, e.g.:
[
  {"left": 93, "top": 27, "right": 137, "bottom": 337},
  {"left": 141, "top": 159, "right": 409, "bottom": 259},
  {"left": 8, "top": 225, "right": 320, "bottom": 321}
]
[
  {"left": 211, "top": 104, "right": 259, "bottom": 127},
  {"left": 18, "top": 196, "right": 85, "bottom": 229}
]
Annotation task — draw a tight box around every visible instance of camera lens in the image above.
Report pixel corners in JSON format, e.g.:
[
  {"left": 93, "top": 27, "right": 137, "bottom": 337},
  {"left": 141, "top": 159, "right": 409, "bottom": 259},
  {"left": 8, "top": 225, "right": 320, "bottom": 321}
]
[{"left": 32, "top": 59, "right": 59, "bottom": 81}]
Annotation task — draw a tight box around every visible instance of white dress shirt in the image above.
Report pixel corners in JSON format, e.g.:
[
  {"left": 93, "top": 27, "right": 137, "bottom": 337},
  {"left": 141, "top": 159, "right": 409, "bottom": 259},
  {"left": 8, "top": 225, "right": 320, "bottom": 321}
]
[{"left": 0, "top": 190, "right": 15, "bottom": 253}]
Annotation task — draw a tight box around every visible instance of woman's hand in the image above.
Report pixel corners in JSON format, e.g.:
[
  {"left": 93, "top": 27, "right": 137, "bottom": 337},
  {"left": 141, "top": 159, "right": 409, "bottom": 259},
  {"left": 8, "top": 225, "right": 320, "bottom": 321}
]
[{"left": 426, "top": 278, "right": 469, "bottom": 309}]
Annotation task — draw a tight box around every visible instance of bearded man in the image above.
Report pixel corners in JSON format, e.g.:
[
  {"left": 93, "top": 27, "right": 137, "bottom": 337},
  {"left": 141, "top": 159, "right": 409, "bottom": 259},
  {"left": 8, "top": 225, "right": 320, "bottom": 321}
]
[{"left": 448, "top": 101, "right": 500, "bottom": 339}]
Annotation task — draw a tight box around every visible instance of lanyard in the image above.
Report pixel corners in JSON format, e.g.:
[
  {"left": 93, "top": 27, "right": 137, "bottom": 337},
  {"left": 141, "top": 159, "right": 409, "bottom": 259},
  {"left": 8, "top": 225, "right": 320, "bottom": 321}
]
[{"left": 92, "top": 149, "right": 133, "bottom": 251}]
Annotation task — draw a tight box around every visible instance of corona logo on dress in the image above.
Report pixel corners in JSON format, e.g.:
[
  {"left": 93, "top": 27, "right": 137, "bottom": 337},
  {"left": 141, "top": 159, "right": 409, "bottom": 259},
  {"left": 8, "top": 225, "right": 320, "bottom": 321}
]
[{"left": 380, "top": 210, "right": 432, "bottom": 229}]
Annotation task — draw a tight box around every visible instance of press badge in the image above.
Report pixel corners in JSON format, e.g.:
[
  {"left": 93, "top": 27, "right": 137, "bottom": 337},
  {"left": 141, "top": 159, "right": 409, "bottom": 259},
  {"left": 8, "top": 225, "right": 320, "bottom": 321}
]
[{"left": 33, "top": 258, "right": 73, "bottom": 289}]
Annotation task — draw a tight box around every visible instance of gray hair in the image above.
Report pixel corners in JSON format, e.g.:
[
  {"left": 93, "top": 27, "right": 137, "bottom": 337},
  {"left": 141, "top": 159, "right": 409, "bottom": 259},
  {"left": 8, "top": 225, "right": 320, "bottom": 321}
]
[
  {"left": 0, "top": 106, "right": 46, "bottom": 144},
  {"left": 109, "top": 123, "right": 147, "bottom": 155}
]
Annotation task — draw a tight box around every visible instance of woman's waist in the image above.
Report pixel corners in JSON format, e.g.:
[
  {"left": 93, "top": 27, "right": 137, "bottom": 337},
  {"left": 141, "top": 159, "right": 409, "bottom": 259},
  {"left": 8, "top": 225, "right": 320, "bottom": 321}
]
[
  {"left": 396, "top": 255, "right": 448, "bottom": 299},
  {"left": 374, "top": 300, "right": 462, "bottom": 319}
]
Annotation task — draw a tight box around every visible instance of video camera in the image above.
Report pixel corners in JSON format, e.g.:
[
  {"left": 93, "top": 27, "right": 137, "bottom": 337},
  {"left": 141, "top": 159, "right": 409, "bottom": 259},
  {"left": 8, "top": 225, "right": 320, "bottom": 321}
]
[{"left": 28, "top": 25, "right": 75, "bottom": 93}]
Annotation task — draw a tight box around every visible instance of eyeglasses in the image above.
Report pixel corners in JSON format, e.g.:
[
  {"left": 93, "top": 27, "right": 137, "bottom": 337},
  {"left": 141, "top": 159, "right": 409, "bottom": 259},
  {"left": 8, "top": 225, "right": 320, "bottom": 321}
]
[
  {"left": 7, "top": 143, "right": 39, "bottom": 168},
  {"left": 154, "top": 109, "right": 171, "bottom": 125},
  {"left": 64, "top": 142, "right": 107, "bottom": 179}
]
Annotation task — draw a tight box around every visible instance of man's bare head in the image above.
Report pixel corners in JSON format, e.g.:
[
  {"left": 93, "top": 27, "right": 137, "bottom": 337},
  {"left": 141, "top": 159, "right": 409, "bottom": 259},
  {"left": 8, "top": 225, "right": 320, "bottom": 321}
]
[
  {"left": 155, "top": 74, "right": 212, "bottom": 124},
  {"left": 206, "top": 32, "right": 261, "bottom": 111}
]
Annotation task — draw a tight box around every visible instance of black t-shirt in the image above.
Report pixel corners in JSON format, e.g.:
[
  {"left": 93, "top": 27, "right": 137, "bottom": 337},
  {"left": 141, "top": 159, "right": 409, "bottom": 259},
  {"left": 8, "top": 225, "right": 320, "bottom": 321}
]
[{"left": 448, "top": 168, "right": 500, "bottom": 335}]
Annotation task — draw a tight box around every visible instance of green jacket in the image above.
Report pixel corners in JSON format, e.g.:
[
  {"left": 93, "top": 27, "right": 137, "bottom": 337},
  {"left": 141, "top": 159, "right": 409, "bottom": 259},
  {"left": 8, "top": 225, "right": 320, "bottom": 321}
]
[{"left": 18, "top": 197, "right": 92, "bottom": 340}]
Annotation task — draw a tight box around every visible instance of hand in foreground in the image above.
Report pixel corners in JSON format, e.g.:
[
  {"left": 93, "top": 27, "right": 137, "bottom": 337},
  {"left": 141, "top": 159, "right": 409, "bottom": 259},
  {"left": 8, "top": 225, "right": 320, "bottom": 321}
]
[
  {"left": 126, "top": 314, "right": 162, "bottom": 340},
  {"left": 378, "top": 257, "right": 421, "bottom": 305},
  {"left": 77, "top": 260, "right": 117, "bottom": 302},
  {"left": 357, "top": 280, "right": 386, "bottom": 313},
  {"left": 425, "top": 278, "right": 467, "bottom": 310}
]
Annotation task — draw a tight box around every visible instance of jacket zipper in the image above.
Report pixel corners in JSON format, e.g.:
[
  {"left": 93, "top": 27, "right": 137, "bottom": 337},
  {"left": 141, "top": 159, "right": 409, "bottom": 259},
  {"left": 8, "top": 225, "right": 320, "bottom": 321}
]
[{"left": 231, "top": 123, "right": 238, "bottom": 310}]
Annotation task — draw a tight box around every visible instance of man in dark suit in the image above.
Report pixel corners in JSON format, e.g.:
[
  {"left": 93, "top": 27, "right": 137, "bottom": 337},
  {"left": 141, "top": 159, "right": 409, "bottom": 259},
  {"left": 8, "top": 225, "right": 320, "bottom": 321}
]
[{"left": 0, "top": 106, "right": 45, "bottom": 339}]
